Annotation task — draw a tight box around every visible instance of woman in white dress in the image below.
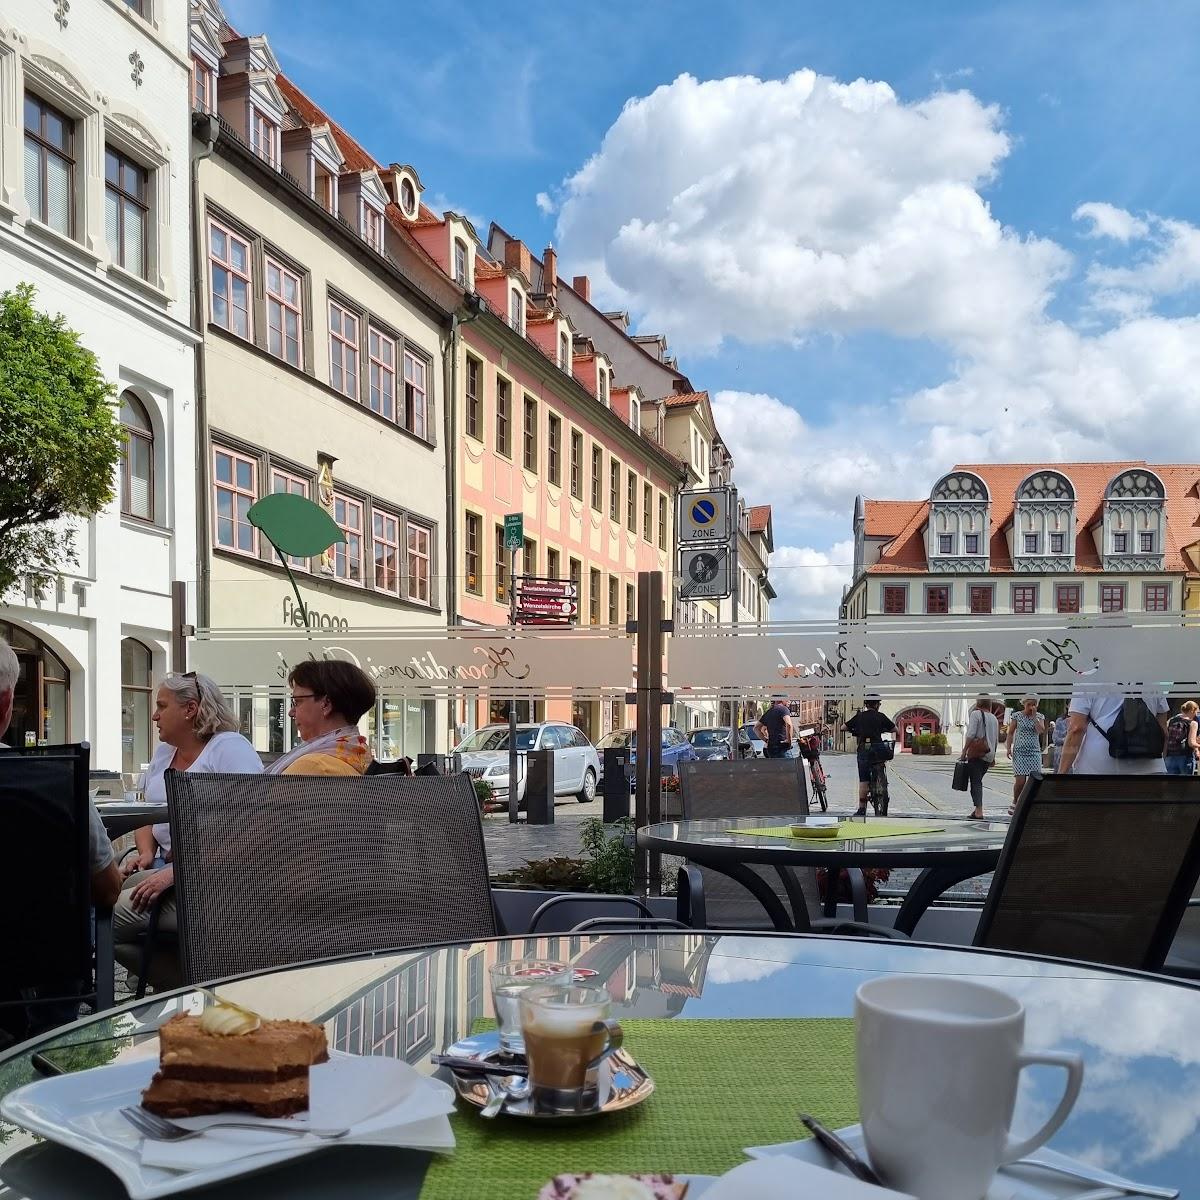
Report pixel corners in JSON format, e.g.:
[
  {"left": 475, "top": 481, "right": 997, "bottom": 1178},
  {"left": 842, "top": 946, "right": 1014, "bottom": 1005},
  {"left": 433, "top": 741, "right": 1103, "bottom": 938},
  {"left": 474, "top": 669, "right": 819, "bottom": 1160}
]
[{"left": 113, "top": 672, "right": 262, "bottom": 988}]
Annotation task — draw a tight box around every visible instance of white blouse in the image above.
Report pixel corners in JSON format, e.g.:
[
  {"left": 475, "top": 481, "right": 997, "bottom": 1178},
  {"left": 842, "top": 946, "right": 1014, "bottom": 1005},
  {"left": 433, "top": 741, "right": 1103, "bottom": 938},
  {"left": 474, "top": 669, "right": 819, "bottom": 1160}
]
[{"left": 146, "top": 731, "right": 263, "bottom": 853}]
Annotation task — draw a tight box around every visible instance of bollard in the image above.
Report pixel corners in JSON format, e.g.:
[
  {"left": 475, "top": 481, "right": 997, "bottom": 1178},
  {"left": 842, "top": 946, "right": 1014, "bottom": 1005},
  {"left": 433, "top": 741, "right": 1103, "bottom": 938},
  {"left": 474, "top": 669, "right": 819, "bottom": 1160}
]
[
  {"left": 525, "top": 748, "right": 555, "bottom": 825},
  {"left": 601, "top": 747, "right": 632, "bottom": 822}
]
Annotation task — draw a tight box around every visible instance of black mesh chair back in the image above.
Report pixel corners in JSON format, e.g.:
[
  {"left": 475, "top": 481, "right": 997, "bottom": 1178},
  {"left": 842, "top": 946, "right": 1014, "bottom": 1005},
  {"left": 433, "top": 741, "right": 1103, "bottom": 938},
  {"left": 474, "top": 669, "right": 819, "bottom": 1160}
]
[
  {"left": 0, "top": 746, "right": 94, "bottom": 1006},
  {"left": 678, "top": 758, "right": 815, "bottom": 929},
  {"left": 167, "top": 771, "right": 498, "bottom": 984},
  {"left": 975, "top": 775, "right": 1200, "bottom": 971}
]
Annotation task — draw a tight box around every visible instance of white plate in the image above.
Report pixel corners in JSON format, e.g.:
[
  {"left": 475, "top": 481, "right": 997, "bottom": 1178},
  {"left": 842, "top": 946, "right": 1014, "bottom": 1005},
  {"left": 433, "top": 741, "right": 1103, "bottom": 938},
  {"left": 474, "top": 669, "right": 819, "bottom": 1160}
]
[
  {"left": 1, "top": 1053, "right": 454, "bottom": 1200},
  {"left": 746, "top": 1124, "right": 1159, "bottom": 1199}
]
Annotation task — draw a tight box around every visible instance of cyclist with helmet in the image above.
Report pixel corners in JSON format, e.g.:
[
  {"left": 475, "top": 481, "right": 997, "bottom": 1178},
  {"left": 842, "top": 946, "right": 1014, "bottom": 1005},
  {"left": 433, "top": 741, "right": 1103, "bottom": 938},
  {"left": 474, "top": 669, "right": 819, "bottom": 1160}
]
[{"left": 844, "top": 693, "right": 895, "bottom": 816}]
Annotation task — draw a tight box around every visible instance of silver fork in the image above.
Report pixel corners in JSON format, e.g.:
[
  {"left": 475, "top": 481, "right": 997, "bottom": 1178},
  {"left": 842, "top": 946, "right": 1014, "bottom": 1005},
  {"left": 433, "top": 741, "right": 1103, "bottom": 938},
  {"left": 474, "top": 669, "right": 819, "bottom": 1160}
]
[{"left": 120, "top": 1106, "right": 349, "bottom": 1141}]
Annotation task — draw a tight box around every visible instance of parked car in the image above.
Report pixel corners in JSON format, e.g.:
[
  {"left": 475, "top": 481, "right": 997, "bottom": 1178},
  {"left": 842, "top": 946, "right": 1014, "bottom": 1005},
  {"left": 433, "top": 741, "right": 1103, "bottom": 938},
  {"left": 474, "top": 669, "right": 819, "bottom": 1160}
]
[
  {"left": 596, "top": 727, "right": 697, "bottom": 785},
  {"left": 738, "top": 723, "right": 766, "bottom": 757},
  {"left": 688, "top": 726, "right": 754, "bottom": 760},
  {"left": 453, "top": 722, "right": 599, "bottom": 806}
]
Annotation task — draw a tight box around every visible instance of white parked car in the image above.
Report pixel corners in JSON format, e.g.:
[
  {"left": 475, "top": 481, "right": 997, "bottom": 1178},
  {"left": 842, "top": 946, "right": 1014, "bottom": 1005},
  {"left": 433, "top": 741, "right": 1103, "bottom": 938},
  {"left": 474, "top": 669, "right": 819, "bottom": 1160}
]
[{"left": 454, "top": 722, "right": 600, "bottom": 807}]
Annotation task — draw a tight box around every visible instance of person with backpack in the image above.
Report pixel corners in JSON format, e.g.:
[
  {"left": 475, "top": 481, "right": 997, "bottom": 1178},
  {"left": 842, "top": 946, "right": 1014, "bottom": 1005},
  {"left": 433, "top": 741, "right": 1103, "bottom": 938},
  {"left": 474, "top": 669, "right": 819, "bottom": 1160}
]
[
  {"left": 1057, "top": 689, "right": 1170, "bottom": 776},
  {"left": 1163, "top": 701, "right": 1200, "bottom": 775}
]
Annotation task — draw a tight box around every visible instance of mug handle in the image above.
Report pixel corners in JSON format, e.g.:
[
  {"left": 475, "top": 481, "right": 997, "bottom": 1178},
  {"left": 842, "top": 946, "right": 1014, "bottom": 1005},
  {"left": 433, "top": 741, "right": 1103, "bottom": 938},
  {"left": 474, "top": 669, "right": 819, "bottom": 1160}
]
[
  {"left": 585, "top": 1018, "right": 624, "bottom": 1070},
  {"left": 1000, "top": 1050, "right": 1084, "bottom": 1163}
]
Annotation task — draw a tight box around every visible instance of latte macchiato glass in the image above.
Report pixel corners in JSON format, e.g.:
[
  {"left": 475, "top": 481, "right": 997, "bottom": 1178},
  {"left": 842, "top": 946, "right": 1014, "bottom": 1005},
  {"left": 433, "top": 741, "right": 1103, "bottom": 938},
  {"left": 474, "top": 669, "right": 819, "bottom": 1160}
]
[
  {"left": 488, "top": 959, "right": 572, "bottom": 1055},
  {"left": 518, "top": 984, "right": 623, "bottom": 1113}
]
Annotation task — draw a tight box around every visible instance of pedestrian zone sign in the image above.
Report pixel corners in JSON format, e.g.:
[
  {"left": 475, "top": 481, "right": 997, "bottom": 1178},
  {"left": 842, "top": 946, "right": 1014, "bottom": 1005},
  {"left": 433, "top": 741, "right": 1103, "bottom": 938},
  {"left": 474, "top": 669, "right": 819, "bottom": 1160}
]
[
  {"left": 679, "top": 545, "right": 732, "bottom": 599},
  {"left": 678, "top": 488, "right": 732, "bottom": 543},
  {"left": 504, "top": 512, "right": 524, "bottom": 551}
]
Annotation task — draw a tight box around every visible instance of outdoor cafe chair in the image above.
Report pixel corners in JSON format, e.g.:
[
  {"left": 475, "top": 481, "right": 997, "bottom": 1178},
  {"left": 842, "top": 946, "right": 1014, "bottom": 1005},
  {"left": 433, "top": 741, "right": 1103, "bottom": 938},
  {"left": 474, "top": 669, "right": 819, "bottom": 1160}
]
[
  {"left": 974, "top": 774, "right": 1200, "bottom": 972},
  {"left": 0, "top": 743, "right": 115, "bottom": 1042},
  {"left": 675, "top": 758, "right": 889, "bottom": 937},
  {"left": 166, "top": 770, "right": 500, "bottom": 984}
]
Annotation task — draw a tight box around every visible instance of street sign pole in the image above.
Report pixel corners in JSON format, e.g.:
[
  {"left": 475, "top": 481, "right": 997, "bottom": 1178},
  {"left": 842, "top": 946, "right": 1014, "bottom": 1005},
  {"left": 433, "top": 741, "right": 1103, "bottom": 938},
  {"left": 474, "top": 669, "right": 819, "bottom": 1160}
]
[
  {"left": 504, "top": 512, "right": 522, "bottom": 822},
  {"left": 729, "top": 486, "right": 740, "bottom": 748}
]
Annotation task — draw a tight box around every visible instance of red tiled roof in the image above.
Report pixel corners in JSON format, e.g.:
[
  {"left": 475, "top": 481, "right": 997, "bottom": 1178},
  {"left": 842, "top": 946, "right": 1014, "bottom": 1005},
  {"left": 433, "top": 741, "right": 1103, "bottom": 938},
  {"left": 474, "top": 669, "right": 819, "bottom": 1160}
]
[
  {"left": 864, "top": 462, "right": 1200, "bottom": 575},
  {"left": 863, "top": 500, "right": 924, "bottom": 539},
  {"left": 748, "top": 504, "right": 772, "bottom": 533},
  {"left": 276, "top": 74, "right": 375, "bottom": 173},
  {"left": 663, "top": 391, "right": 707, "bottom": 408}
]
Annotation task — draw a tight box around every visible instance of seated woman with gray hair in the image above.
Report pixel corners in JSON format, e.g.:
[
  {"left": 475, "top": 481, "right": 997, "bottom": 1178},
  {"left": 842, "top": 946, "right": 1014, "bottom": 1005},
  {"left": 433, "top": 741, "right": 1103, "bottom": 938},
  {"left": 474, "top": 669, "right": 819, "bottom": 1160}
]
[{"left": 114, "top": 672, "right": 261, "bottom": 989}]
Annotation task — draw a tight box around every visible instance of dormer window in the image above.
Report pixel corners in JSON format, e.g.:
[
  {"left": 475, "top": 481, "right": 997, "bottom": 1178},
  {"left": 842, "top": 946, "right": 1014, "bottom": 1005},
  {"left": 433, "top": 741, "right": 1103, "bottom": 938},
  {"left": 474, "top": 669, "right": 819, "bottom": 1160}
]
[
  {"left": 1140, "top": 531, "right": 1155, "bottom": 553},
  {"left": 598, "top": 368, "right": 609, "bottom": 407},
  {"left": 363, "top": 204, "right": 384, "bottom": 253},
  {"left": 1050, "top": 532, "right": 1065, "bottom": 554},
  {"left": 454, "top": 238, "right": 468, "bottom": 286},
  {"left": 192, "top": 57, "right": 216, "bottom": 112},
  {"left": 964, "top": 533, "right": 980, "bottom": 555},
  {"left": 1113, "top": 531, "right": 1128, "bottom": 553},
  {"left": 558, "top": 330, "right": 569, "bottom": 370},
  {"left": 1013, "top": 468, "right": 1074, "bottom": 573},
  {"left": 250, "top": 108, "right": 279, "bottom": 168},
  {"left": 938, "top": 534, "right": 954, "bottom": 554},
  {"left": 1103, "top": 468, "right": 1166, "bottom": 569},
  {"left": 510, "top": 289, "right": 524, "bottom": 335},
  {"left": 1023, "top": 533, "right": 1039, "bottom": 554},
  {"left": 314, "top": 164, "right": 335, "bottom": 212},
  {"left": 928, "top": 470, "right": 990, "bottom": 575},
  {"left": 400, "top": 178, "right": 416, "bottom": 213}
]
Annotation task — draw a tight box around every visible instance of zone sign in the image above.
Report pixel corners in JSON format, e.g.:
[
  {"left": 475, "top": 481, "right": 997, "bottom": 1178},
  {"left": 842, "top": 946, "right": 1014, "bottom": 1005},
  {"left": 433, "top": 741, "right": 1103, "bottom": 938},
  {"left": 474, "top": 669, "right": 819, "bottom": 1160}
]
[{"left": 677, "top": 488, "right": 732, "bottom": 543}]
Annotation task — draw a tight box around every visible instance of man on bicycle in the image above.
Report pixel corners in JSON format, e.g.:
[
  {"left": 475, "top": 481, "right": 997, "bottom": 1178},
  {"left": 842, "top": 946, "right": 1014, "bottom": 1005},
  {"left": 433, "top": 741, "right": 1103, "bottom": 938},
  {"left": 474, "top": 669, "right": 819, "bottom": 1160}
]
[{"left": 844, "top": 694, "right": 895, "bottom": 816}]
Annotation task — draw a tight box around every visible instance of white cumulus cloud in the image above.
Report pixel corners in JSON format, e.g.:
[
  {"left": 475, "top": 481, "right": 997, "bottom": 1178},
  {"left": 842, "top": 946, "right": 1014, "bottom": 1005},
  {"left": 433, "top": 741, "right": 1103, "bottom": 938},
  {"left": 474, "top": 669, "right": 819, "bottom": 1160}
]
[
  {"left": 535, "top": 190, "right": 555, "bottom": 215},
  {"left": 1086, "top": 217, "right": 1200, "bottom": 314},
  {"left": 1073, "top": 201, "right": 1150, "bottom": 243},
  {"left": 554, "top": 70, "right": 1067, "bottom": 353},
  {"left": 768, "top": 540, "right": 857, "bottom": 620}
]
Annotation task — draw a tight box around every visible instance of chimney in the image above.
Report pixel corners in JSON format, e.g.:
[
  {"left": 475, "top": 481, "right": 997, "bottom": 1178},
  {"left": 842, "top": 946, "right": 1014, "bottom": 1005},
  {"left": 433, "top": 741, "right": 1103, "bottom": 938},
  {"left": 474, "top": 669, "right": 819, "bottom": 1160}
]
[
  {"left": 542, "top": 244, "right": 557, "bottom": 302},
  {"left": 572, "top": 274, "right": 591, "bottom": 303},
  {"left": 504, "top": 237, "right": 532, "bottom": 283}
]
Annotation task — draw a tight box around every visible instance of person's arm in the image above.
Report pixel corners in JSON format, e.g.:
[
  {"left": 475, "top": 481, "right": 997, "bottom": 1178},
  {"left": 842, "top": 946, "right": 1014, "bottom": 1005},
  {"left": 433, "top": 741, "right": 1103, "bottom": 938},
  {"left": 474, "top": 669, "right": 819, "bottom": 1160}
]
[
  {"left": 783, "top": 712, "right": 795, "bottom": 743},
  {"left": 754, "top": 719, "right": 769, "bottom": 742},
  {"left": 1057, "top": 712, "right": 1089, "bottom": 775},
  {"left": 1004, "top": 719, "right": 1016, "bottom": 757},
  {"left": 122, "top": 825, "right": 158, "bottom": 877},
  {"left": 92, "top": 860, "right": 121, "bottom": 908},
  {"left": 1189, "top": 719, "right": 1200, "bottom": 755}
]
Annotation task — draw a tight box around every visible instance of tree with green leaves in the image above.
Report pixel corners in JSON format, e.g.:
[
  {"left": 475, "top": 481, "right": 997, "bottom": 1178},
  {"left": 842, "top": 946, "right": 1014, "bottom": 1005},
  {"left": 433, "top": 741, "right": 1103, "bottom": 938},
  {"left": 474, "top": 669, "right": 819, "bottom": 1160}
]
[{"left": 0, "top": 285, "right": 122, "bottom": 597}]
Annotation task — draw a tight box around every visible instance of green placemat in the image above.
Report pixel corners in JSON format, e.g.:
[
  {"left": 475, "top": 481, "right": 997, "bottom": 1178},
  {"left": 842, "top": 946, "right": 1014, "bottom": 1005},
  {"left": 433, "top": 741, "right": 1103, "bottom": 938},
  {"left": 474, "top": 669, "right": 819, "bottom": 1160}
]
[
  {"left": 419, "top": 1018, "right": 856, "bottom": 1200},
  {"left": 739, "top": 821, "right": 945, "bottom": 841}
]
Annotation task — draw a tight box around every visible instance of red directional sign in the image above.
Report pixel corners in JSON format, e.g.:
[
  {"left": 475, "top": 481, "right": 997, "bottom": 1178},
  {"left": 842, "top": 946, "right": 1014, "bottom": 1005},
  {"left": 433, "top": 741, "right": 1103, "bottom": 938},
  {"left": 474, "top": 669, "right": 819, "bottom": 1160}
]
[
  {"left": 519, "top": 595, "right": 577, "bottom": 616},
  {"left": 515, "top": 577, "right": 577, "bottom": 599}
]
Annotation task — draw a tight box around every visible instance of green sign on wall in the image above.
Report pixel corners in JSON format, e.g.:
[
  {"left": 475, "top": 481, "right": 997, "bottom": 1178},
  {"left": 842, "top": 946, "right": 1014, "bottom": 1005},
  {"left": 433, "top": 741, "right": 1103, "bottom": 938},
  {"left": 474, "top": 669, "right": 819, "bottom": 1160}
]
[{"left": 504, "top": 512, "right": 524, "bottom": 551}]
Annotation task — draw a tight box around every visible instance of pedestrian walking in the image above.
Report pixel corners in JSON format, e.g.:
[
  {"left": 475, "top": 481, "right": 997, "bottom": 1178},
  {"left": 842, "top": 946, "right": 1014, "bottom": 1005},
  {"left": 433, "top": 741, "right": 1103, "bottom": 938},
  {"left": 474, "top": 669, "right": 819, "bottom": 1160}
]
[
  {"left": 1005, "top": 693, "right": 1046, "bottom": 815},
  {"left": 755, "top": 696, "right": 794, "bottom": 759},
  {"left": 1051, "top": 712, "right": 1069, "bottom": 772},
  {"left": 1057, "top": 690, "right": 1169, "bottom": 776},
  {"left": 960, "top": 692, "right": 999, "bottom": 819},
  {"left": 1163, "top": 701, "right": 1200, "bottom": 776},
  {"left": 844, "top": 694, "right": 896, "bottom": 816}
]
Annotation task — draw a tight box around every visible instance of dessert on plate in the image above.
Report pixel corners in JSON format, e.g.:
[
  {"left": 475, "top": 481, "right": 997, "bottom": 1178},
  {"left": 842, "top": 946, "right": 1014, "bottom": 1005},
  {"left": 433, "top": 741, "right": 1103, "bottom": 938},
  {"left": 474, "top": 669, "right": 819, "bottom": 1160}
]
[
  {"left": 537, "top": 1174, "right": 689, "bottom": 1199},
  {"left": 141, "top": 999, "right": 328, "bottom": 1118}
]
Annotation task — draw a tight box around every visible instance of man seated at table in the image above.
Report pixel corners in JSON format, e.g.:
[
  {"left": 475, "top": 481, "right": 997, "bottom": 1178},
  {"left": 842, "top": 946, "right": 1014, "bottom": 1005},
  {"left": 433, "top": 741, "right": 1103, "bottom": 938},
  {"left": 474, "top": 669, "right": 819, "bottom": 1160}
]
[{"left": 0, "top": 638, "right": 120, "bottom": 1044}]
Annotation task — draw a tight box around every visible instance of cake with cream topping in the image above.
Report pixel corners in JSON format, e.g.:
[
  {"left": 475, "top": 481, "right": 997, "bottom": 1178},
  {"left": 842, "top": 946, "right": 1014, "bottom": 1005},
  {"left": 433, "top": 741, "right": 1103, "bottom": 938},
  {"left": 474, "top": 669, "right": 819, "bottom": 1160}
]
[
  {"left": 141, "top": 1002, "right": 328, "bottom": 1118},
  {"left": 536, "top": 1175, "right": 689, "bottom": 1199}
]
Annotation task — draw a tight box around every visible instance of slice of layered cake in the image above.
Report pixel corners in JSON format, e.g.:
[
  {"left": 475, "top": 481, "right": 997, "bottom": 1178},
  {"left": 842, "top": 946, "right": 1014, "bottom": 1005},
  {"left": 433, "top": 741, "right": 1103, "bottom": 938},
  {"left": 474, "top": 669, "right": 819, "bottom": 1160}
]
[{"left": 141, "top": 1002, "right": 329, "bottom": 1118}]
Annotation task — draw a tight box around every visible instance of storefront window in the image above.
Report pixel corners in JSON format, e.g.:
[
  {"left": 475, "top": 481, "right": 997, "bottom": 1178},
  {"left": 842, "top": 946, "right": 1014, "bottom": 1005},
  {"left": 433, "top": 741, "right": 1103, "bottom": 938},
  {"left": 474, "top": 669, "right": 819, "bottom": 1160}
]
[
  {"left": 120, "top": 638, "right": 153, "bottom": 774},
  {"left": 0, "top": 620, "right": 71, "bottom": 749}
]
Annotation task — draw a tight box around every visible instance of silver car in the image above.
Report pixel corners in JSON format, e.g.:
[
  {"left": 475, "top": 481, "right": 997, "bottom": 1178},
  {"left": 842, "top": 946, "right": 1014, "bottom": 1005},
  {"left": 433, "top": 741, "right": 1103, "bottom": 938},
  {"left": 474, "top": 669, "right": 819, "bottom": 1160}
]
[{"left": 453, "top": 722, "right": 600, "bottom": 806}]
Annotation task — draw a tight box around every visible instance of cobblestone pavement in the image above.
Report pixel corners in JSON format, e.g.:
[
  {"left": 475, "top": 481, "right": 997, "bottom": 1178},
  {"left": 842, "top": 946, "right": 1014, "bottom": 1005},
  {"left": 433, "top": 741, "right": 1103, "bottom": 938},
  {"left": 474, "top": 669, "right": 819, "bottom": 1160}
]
[{"left": 482, "top": 753, "right": 1009, "bottom": 899}]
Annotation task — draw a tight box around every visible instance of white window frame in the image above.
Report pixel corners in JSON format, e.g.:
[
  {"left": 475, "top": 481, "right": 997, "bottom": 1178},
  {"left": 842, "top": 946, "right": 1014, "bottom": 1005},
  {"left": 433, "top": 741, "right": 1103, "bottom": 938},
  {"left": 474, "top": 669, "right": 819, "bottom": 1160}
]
[
  {"left": 368, "top": 325, "right": 397, "bottom": 421},
  {"left": 192, "top": 56, "right": 216, "bottom": 113},
  {"left": 407, "top": 522, "right": 432, "bottom": 603},
  {"left": 333, "top": 491, "right": 365, "bottom": 585},
  {"left": 270, "top": 467, "right": 309, "bottom": 569},
  {"left": 373, "top": 508, "right": 400, "bottom": 596},
  {"left": 329, "top": 300, "right": 360, "bottom": 399},
  {"left": 208, "top": 218, "right": 253, "bottom": 339},
  {"left": 265, "top": 256, "right": 303, "bottom": 368},
  {"left": 453, "top": 238, "right": 468, "bottom": 286},
  {"left": 213, "top": 446, "right": 258, "bottom": 557},
  {"left": 363, "top": 202, "right": 384, "bottom": 253},
  {"left": 509, "top": 289, "right": 524, "bottom": 335},
  {"left": 403, "top": 350, "right": 428, "bottom": 439},
  {"left": 250, "top": 106, "right": 280, "bottom": 169}
]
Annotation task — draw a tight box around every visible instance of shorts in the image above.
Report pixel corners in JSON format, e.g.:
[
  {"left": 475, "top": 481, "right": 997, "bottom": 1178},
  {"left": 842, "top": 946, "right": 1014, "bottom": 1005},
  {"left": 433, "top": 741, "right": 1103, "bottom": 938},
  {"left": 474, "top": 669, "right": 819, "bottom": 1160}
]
[{"left": 856, "top": 750, "right": 877, "bottom": 783}]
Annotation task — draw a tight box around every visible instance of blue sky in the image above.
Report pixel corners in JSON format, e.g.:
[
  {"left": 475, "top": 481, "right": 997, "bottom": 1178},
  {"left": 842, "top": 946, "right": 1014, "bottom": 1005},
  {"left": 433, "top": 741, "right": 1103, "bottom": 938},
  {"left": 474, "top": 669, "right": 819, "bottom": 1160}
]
[{"left": 225, "top": 0, "right": 1200, "bottom": 616}]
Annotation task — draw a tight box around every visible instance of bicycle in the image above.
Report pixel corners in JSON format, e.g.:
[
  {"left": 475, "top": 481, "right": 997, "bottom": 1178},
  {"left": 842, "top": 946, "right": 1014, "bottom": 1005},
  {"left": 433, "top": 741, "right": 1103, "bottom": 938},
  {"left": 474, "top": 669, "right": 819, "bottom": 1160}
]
[
  {"left": 866, "top": 758, "right": 889, "bottom": 816},
  {"left": 806, "top": 753, "right": 828, "bottom": 812}
]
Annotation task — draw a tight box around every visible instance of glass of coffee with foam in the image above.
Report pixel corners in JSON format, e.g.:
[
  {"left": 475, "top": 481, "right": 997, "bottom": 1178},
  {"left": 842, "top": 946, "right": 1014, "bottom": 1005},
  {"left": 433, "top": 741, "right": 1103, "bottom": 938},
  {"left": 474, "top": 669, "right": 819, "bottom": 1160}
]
[{"left": 518, "top": 984, "right": 624, "bottom": 1113}]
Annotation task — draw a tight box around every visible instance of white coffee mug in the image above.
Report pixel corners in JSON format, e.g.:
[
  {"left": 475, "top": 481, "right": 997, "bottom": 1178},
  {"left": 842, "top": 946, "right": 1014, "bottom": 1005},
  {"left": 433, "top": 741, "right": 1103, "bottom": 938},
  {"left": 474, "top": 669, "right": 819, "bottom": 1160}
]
[{"left": 855, "top": 975, "right": 1083, "bottom": 1200}]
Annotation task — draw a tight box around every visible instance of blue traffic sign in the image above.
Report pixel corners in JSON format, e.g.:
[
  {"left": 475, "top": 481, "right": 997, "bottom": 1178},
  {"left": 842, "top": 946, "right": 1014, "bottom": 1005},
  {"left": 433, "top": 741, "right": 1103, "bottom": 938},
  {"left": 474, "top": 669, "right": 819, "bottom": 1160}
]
[{"left": 691, "top": 498, "right": 717, "bottom": 526}]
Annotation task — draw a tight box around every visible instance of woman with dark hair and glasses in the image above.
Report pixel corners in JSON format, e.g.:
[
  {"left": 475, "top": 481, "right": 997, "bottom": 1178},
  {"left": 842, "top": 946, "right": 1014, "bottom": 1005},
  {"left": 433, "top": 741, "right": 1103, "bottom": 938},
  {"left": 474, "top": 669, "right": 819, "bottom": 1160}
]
[
  {"left": 267, "top": 660, "right": 377, "bottom": 776},
  {"left": 114, "top": 671, "right": 261, "bottom": 989}
]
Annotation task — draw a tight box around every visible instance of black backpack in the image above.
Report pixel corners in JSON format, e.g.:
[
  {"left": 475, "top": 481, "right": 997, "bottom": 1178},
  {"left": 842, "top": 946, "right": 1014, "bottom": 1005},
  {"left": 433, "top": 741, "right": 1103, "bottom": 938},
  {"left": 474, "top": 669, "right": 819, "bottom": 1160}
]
[
  {"left": 1165, "top": 715, "right": 1192, "bottom": 757},
  {"left": 1090, "top": 699, "right": 1166, "bottom": 759}
]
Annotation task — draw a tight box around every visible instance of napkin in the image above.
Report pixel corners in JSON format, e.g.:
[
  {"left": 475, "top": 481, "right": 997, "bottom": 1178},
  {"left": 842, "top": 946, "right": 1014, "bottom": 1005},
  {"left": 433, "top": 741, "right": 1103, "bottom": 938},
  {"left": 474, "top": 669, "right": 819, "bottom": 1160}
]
[
  {"left": 139, "top": 1054, "right": 456, "bottom": 1171},
  {"left": 702, "top": 1158, "right": 916, "bottom": 1199}
]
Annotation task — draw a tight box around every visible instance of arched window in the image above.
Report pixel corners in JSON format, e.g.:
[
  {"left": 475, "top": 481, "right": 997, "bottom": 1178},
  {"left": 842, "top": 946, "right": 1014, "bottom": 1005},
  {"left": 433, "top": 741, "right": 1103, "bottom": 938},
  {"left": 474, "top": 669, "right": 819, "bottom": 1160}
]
[
  {"left": 120, "top": 391, "right": 154, "bottom": 521},
  {"left": 120, "top": 637, "right": 153, "bottom": 774},
  {"left": 400, "top": 177, "right": 416, "bottom": 215}
]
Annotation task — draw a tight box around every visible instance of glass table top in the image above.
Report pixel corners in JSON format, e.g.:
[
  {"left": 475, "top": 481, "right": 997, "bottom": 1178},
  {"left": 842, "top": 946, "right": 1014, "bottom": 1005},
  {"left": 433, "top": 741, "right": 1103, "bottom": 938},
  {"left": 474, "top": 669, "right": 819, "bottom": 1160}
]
[
  {"left": 0, "top": 934, "right": 1194, "bottom": 1197},
  {"left": 639, "top": 814, "right": 1010, "bottom": 857}
]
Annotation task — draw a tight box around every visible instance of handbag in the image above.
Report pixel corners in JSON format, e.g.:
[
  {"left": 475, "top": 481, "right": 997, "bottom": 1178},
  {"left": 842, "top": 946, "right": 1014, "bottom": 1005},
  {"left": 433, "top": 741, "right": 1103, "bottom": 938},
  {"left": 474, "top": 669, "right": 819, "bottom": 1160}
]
[
  {"left": 963, "top": 710, "right": 992, "bottom": 761},
  {"left": 951, "top": 759, "right": 970, "bottom": 791}
]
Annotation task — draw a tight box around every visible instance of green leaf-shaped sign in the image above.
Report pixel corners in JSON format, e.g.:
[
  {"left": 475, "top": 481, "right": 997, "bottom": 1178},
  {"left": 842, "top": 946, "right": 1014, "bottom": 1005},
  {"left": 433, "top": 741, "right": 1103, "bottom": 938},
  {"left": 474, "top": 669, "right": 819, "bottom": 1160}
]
[{"left": 247, "top": 493, "right": 345, "bottom": 556}]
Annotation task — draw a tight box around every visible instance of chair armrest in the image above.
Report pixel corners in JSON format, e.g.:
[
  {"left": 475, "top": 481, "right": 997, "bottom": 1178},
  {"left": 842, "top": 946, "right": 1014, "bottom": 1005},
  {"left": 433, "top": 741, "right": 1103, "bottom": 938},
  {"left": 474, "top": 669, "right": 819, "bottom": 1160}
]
[
  {"left": 676, "top": 864, "right": 707, "bottom": 928},
  {"left": 528, "top": 892, "right": 654, "bottom": 935},
  {"left": 94, "top": 906, "right": 115, "bottom": 1011},
  {"left": 568, "top": 916, "right": 692, "bottom": 933},
  {"left": 810, "top": 918, "right": 909, "bottom": 941}
]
